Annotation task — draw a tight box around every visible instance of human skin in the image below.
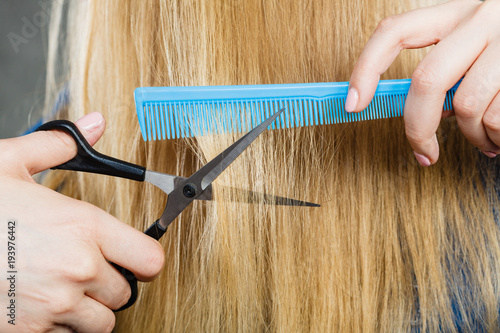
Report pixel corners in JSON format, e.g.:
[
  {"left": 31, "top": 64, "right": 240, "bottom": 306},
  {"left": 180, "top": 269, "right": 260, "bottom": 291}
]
[
  {"left": 346, "top": 0, "right": 500, "bottom": 166},
  {"left": 2, "top": 0, "right": 498, "bottom": 331},
  {"left": 0, "top": 112, "right": 165, "bottom": 332}
]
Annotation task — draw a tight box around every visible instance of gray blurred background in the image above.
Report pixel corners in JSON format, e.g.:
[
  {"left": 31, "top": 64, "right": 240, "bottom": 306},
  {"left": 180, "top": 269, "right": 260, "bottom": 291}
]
[{"left": 0, "top": 0, "right": 48, "bottom": 139}]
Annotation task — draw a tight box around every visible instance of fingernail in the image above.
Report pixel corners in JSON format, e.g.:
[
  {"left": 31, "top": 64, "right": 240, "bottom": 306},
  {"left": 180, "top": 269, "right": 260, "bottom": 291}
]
[
  {"left": 413, "top": 151, "right": 431, "bottom": 167},
  {"left": 481, "top": 151, "right": 497, "bottom": 158},
  {"left": 345, "top": 87, "right": 359, "bottom": 112},
  {"left": 75, "top": 112, "right": 104, "bottom": 132}
]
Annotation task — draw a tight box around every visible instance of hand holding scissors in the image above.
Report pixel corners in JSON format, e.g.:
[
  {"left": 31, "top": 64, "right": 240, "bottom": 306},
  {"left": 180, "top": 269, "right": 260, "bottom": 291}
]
[{"left": 36, "top": 108, "right": 319, "bottom": 311}]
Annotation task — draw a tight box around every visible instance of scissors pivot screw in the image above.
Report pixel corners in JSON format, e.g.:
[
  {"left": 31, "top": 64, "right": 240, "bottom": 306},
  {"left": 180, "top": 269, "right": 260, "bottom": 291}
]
[{"left": 183, "top": 183, "right": 197, "bottom": 198}]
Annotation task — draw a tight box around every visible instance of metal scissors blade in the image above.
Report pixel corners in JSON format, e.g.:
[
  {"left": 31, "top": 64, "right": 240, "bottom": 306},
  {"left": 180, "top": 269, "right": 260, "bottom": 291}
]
[
  {"left": 35, "top": 115, "right": 318, "bottom": 239},
  {"left": 198, "top": 108, "right": 284, "bottom": 191},
  {"left": 145, "top": 170, "right": 319, "bottom": 206},
  {"left": 221, "top": 187, "right": 320, "bottom": 207},
  {"left": 152, "top": 108, "right": 316, "bottom": 234}
]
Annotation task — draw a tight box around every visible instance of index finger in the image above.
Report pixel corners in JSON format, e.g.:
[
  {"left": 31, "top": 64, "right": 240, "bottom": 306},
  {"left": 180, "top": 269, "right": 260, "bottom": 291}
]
[{"left": 345, "top": 0, "right": 479, "bottom": 113}]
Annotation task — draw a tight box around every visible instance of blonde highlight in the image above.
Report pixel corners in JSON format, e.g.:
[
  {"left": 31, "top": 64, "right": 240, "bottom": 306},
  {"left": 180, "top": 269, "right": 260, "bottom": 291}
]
[{"left": 43, "top": 0, "right": 500, "bottom": 331}]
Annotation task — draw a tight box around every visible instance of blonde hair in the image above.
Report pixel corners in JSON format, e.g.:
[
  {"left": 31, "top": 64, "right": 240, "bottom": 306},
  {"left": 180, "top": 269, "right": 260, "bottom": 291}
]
[{"left": 44, "top": 0, "right": 500, "bottom": 331}]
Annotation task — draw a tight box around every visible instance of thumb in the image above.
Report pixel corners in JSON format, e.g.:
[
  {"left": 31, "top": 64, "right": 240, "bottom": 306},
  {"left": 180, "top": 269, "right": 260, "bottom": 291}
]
[{"left": 13, "top": 112, "right": 106, "bottom": 176}]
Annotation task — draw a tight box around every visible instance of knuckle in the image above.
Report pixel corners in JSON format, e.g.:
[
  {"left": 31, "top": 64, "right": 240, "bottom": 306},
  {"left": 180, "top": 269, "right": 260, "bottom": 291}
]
[
  {"left": 405, "top": 126, "right": 428, "bottom": 147},
  {"left": 47, "top": 129, "right": 77, "bottom": 154},
  {"left": 144, "top": 242, "right": 165, "bottom": 277},
  {"left": 48, "top": 293, "right": 77, "bottom": 317},
  {"left": 80, "top": 205, "right": 100, "bottom": 230},
  {"left": 375, "top": 15, "right": 399, "bottom": 35},
  {"left": 483, "top": 109, "right": 500, "bottom": 132},
  {"left": 103, "top": 312, "right": 116, "bottom": 333},
  {"left": 453, "top": 93, "right": 481, "bottom": 120},
  {"left": 89, "top": 309, "right": 116, "bottom": 333},
  {"left": 25, "top": 321, "right": 48, "bottom": 332},
  {"left": 411, "top": 66, "right": 438, "bottom": 94},
  {"left": 110, "top": 270, "right": 133, "bottom": 310},
  {"left": 72, "top": 204, "right": 102, "bottom": 238},
  {"left": 354, "top": 62, "right": 376, "bottom": 78},
  {"left": 474, "top": 1, "right": 500, "bottom": 25},
  {"left": 116, "top": 283, "right": 132, "bottom": 309},
  {"left": 61, "top": 253, "right": 99, "bottom": 282}
]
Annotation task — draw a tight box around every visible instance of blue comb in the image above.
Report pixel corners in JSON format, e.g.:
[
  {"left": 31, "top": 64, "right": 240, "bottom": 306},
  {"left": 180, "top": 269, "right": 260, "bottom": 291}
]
[{"left": 134, "top": 79, "right": 461, "bottom": 141}]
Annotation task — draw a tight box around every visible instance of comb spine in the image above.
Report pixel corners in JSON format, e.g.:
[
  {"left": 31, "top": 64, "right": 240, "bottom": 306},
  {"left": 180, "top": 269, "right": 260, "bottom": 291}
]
[{"left": 136, "top": 78, "right": 463, "bottom": 141}]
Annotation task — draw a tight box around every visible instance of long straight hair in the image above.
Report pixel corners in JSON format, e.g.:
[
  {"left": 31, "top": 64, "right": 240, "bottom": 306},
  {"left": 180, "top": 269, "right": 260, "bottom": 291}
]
[{"left": 44, "top": 0, "right": 500, "bottom": 331}]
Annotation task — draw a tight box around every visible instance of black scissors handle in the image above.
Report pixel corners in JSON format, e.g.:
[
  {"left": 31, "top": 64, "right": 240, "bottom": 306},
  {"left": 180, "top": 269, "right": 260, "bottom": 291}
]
[
  {"left": 109, "top": 220, "right": 167, "bottom": 311},
  {"left": 35, "top": 120, "right": 146, "bottom": 181},
  {"left": 35, "top": 120, "right": 155, "bottom": 312}
]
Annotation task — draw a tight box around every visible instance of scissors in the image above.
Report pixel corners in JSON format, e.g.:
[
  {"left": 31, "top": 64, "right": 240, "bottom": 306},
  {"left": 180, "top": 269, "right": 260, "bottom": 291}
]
[{"left": 36, "top": 108, "right": 319, "bottom": 311}]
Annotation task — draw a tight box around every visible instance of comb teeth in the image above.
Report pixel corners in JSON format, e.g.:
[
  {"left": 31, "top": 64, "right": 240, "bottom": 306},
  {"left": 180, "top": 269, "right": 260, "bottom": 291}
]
[{"left": 134, "top": 79, "right": 461, "bottom": 141}]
